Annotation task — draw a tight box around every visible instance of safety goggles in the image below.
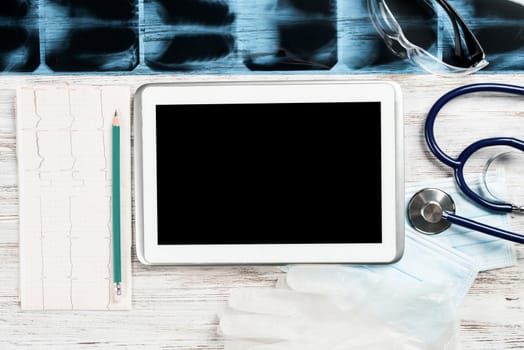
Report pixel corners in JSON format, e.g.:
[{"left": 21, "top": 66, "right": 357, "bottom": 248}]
[{"left": 368, "top": 0, "right": 489, "bottom": 75}]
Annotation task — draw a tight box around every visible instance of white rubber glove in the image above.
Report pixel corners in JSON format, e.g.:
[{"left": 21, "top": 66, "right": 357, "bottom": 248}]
[
  {"left": 218, "top": 233, "right": 478, "bottom": 350},
  {"left": 220, "top": 286, "right": 431, "bottom": 350}
]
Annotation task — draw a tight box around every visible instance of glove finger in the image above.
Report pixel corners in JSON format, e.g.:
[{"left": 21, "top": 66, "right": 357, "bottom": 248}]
[
  {"left": 219, "top": 309, "right": 383, "bottom": 344},
  {"left": 230, "top": 341, "right": 351, "bottom": 350},
  {"left": 286, "top": 265, "right": 381, "bottom": 303},
  {"left": 222, "top": 326, "right": 417, "bottom": 350},
  {"left": 274, "top": 276, "right": 288, "bottom": 289},
  {"left": 245, "top": 340, "right": 317, "bottom": 350},
  {"left": 223, "top": 340, "right": 276, "bottom": 350},
  {"left": 219, "top": 310, "right": 300, "bottom": 341},
  {"left": 227, "top": 287, "right": 341, "bottom": 317}
]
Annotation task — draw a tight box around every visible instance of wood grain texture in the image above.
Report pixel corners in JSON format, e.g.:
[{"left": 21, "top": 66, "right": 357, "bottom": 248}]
[{"left": 0, "top": 74, "right": 523, "bottom": 349}]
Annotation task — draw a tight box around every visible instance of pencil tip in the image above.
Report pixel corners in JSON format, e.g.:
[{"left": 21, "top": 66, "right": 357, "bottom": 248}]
[
  {"left": 113, "top": 111, "right": 120, "bottom": 126},
  {"left": 114, "top": 109, "right": 118, "bottom": 117}
]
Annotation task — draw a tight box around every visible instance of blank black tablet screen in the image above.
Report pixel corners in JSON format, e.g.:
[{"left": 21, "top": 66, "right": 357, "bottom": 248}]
[{"left": 156, "top": 103, "right": 382, "bottom": 244}]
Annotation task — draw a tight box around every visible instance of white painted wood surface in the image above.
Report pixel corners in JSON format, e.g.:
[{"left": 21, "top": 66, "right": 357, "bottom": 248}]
[{"left": 0, "top": 74, "right": 522, "bottom": 349}]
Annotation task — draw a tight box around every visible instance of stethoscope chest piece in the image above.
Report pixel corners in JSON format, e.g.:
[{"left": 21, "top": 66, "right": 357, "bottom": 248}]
[{"left": 408, "top": 188, "right": 456, "bottom": 235}]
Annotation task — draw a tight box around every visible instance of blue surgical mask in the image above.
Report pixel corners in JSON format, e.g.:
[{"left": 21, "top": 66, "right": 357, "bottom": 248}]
[
  {"left": 406, "top": 172, "right": 516, "bottom": 271},
  {"left": 276, "top": 231, "right": 479, "bottom": 347},
  {"left": 280, "top": 230, "right": 478, "bottom": 307},
  {"left": 344, "top": 231, "right": 479, "bottom": 308}
]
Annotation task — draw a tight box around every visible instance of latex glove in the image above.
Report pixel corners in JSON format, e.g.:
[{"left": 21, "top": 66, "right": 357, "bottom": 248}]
[
  {"left": 218, "top": 233, "right": 478, "bottom": 350},
  {"left": 219, "top": 286, "right": 435, "bottom": 350}
]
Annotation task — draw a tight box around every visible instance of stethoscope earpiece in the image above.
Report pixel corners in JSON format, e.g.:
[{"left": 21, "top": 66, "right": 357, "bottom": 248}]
[{"left": 483, "top": 150, "right": 524, "bottom": 211}]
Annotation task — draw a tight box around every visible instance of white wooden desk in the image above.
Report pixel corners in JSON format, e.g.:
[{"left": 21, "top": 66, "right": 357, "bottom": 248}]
[{"left": 0, "top": 75, "right": 522, "bottom": 349}]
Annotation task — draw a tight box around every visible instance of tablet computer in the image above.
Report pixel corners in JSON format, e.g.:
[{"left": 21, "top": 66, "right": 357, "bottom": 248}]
[{"left": 134, "top": 80, "right": 404, "bottom": 265}]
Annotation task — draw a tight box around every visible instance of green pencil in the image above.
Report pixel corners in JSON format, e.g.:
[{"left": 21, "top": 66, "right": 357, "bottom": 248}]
[{"left": 112, "top": 110, "right": 122, "bottom": 296}]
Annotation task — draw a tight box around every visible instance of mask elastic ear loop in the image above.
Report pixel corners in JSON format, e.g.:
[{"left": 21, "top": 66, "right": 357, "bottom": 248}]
[{"left": 483, "top": 151, "right": 524, "bottom": 213}]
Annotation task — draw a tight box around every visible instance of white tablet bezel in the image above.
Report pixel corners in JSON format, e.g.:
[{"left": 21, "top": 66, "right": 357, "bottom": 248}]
[{"left": 134, "top": 80, "right": 404, "bottom": 265}]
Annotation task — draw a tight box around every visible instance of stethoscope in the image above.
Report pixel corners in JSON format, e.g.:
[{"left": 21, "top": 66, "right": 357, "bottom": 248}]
[{"left": 407, "top": 83, "right": 524, "bottom": 244}]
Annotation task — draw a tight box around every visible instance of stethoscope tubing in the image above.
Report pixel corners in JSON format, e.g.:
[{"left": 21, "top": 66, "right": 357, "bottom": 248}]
[
  {"left": 423, "top": 83, "right": 524, "bottom": 244},
  {"left": 443, "top": 211, "right": 524, "bottom": 244},
  {"left": 425, "top": 83, "right": 524, "bottom": 212}
]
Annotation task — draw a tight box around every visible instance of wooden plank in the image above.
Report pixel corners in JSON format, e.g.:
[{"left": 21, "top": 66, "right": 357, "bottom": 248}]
[{"left": 0, "top": 74, "right": 522, "bottom": 348}]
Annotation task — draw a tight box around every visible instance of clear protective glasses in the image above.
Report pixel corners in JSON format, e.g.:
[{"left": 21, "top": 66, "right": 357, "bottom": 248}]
[{"left": 368, "top": 0, "right": 489, "bottom": 75}]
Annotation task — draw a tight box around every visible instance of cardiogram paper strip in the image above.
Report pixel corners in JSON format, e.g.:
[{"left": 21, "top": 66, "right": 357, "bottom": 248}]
[{"left": 17, "top": 85, "right": 132, "bottom": 310}]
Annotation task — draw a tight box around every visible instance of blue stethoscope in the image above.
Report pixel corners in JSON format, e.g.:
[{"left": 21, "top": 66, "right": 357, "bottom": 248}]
[{"left": 408, "top": 83, "right": 524, "bottom": 244}]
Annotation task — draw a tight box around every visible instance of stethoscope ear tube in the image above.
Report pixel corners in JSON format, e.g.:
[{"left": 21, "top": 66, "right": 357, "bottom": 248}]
[
  {"left": 483, "top": 151, "right": 524, "bottom": 213},
  {"left": 425, "top": 83, "right": 524, "bottom": 212},
  {"left": 454, "top": 137, "right": 524, "bottom": 213},
  {"left": 416, "top": 83, "right": 524, "bottom": 244}
]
